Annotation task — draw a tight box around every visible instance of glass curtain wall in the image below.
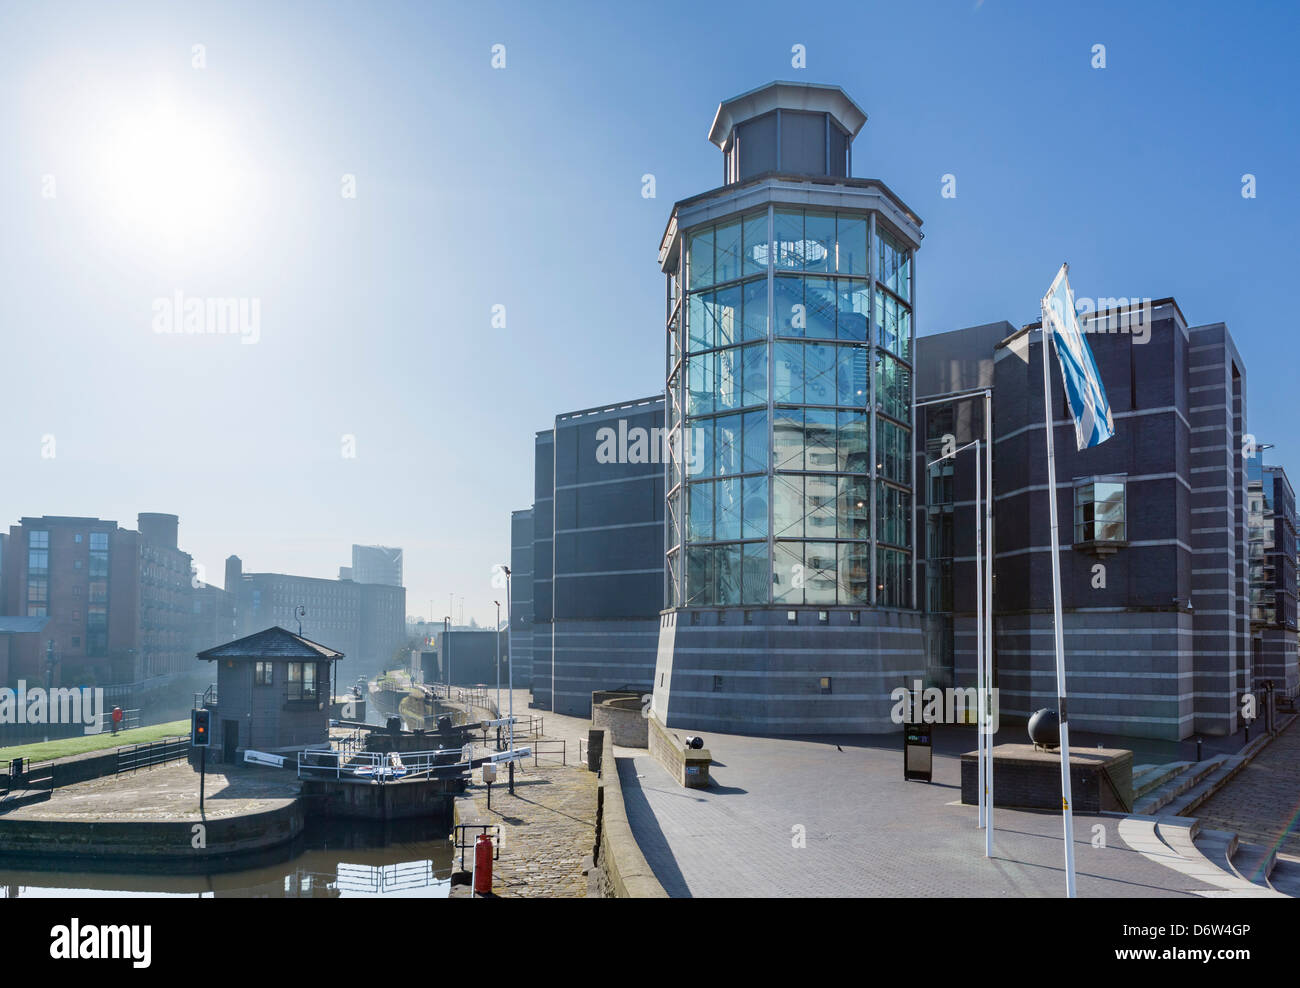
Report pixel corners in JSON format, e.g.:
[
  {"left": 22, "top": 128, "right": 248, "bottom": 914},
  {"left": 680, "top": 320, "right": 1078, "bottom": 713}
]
[{"left": 667, "top": 206, "right": 914, "bottom": 608}]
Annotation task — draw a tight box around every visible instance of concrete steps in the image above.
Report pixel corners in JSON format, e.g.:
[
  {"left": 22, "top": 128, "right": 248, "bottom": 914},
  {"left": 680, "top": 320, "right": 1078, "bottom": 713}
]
[
  {"left": 1228, "top": 840, "right": 1278, "bottom": 889},
  {"left": 1192, "top": 827, "right": 1239, "bottom": 878},
  {"left": 1270, "top": 855, "right": 1300, "bottom": 897},
  {"left": 1116, "top": 815, "right": 1286, "bottom": 897},
  {"left": 1132, "top": 762, "right": 1186, "bottom": 802},
  {"left": 1132, "top": 758, "right": 1224, "bottom": 815},
  {"left": 1162, "top": 753, "right": 1255, "bottom": 817}
]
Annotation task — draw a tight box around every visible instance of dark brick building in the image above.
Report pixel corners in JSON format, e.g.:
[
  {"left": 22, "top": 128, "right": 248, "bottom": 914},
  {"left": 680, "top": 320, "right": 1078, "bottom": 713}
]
[
  {"left": 0, "top": 513, "right": 196, "bottom": 686},
  {"left": 915, "top": 299, "right": 1278, "bottom": 740},
  {"left": 516, "top": 396, "right": 666, "bottom": 716}
]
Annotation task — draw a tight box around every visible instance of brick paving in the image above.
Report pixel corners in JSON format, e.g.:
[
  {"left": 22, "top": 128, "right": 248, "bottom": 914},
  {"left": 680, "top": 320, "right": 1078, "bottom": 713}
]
[
  {"left": 619, "top": 730, "right": 1219, "bottom": 898},
  {"left": 1191, "top": 719, "right": 1300, "bottom": 856},
  {"left": 455, "top": 755, "right": 596, "bottom": 898}
]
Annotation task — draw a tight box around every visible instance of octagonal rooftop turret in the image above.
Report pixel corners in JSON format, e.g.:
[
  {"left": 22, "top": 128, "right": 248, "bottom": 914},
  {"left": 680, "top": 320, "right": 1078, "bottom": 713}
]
[{"left": 709, "top": 81, "right": 868, "bottom": 183}]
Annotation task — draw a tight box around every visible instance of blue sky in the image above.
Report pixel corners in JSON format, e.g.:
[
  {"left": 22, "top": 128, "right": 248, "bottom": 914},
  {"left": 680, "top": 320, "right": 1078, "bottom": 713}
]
[{"left": 1, "top": 0, "right": 1296, "bottom": 629}]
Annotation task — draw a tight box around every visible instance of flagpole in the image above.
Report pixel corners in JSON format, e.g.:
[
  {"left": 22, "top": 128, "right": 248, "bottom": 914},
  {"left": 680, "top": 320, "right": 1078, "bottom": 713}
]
[
  {"left": 984, "top": 387, "right": 994, "bottom": 858},
  {"left": 975, "top": 439, "right": 985, "bottom": 834},
  {"left": 1041, "top": 288, "right": 1078, "bottom": 898}
]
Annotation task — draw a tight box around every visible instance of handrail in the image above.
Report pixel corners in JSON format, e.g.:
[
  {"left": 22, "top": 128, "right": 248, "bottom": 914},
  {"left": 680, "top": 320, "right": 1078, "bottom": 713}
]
[
  {"left": 532, "top": 738, "right": 566, "bottom": 767},
  {"left": 116, "top": 736, "right": 189, "bottom": 774},
  {"left": 297, "top": 743, "right": 476, "bottom": 782},
  {"left": 451, "top": 824, "right": 501, "bottom": 871}
]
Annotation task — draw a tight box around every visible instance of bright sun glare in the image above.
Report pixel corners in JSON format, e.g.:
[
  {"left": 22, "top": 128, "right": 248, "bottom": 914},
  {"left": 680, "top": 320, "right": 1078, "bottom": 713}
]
[{"left": 99, "top": 103, "right": 241, "bottom": 248}]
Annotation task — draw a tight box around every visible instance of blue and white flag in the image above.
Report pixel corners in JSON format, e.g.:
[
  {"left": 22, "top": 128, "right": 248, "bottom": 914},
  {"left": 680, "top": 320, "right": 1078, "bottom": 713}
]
[{"left": 1042, "top": 264, "right": 1115, "bottom": 450}]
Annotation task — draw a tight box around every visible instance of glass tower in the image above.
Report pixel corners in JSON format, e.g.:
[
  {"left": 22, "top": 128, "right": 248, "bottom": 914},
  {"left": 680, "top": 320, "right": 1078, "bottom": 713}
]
[{"left": 661, "top": 82, "right": 919, "bottom": 613}]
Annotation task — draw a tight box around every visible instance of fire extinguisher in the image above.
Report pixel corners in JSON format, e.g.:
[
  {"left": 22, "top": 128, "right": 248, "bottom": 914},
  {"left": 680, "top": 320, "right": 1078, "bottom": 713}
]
[{"left": 473, "top": 833, "right": 494, "bottom": 895}]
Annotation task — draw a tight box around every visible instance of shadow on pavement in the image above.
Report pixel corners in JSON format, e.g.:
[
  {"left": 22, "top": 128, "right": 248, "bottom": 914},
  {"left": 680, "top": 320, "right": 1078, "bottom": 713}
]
[{"left": 615, "top": 757, "right": 691, "bottom": 897}]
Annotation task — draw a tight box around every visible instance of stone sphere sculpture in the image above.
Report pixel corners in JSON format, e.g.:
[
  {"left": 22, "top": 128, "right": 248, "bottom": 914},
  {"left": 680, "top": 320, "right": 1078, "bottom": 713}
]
[{"left": 1028, "top": 708, "right": 1060, "bottom": 748}]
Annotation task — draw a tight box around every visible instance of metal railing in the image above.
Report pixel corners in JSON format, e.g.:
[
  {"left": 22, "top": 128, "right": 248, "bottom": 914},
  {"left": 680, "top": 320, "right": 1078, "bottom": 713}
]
[
  {"left": 93, "top": 707, "right": 141, "bottom": 734},
  {"left": 116, "top": 736, "right": 189, "bottom": 774},
  {"left": 192, "top": 684, "right": 217, "bottom": 710},
  {"left": 531, "top": 738, "right": 566, "bottom": 767},
  {"left": 298, "top": 744, "right": 475, "bottom": 782},
  {"left": 1, "top": 757, "right": 54, "bottom": 797},
  {"left": 501, "top": 714, "right": 543, "bottom": 740},
  {"left": 335, "top": 727, "right": 365, "bottom": 754},
  {"left": 451, "top": 823, "right": 501, "bottom": 872},
  {"left": 330, "top": 859, "right": 443, "bottom": 895}
]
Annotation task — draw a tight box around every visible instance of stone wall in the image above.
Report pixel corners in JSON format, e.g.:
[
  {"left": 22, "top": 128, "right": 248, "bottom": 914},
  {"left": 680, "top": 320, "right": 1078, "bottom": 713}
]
[
  {"left": 960, "top": 744, "right": 1133, "bottom": 813},
  {"left": 0, "top": 800, "right": 303, "bottom": 865},
  {"left": 647, "top": 712, "right": 710, "bottom": 789},
  {"left": 592, "top": 693, "right": 648, "bottom": 748},
  {"left": 590, "top": 729, "right": 667, "bottom": 898}
]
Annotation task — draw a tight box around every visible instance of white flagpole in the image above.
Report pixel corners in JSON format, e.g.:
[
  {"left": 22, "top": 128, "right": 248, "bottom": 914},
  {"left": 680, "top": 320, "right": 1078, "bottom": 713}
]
[
  {"left": 984, "top": 388, "right": 994, "bottom": 858},
  {"left": 1041, "top": 288, "right": 1078, "bottom": 898},
  {"left": 975, "top": 440, "right": 985, "bottom": 833}
]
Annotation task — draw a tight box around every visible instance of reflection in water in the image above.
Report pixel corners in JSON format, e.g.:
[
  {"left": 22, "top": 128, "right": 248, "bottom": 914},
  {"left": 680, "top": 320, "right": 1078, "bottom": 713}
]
[{"left": 0, "top": 817, "right": 454, "bottom": 898}]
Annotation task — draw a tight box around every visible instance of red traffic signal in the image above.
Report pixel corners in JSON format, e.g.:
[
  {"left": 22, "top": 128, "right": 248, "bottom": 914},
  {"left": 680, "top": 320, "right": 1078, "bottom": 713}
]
[{"left": 191, "top": 708, "right": 211, "bottom": 747}]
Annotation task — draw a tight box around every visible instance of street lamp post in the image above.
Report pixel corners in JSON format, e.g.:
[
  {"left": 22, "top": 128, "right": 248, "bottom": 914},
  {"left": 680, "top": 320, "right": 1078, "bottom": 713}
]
[
  {"left": 504, "top": 565, "right": 514, "bottom": 795},
  {"left": 494, "top": 600, "right": 502, "bottom": 723},
  {"left": 443, "top": 616, "right": 451, "bottom": 697}
]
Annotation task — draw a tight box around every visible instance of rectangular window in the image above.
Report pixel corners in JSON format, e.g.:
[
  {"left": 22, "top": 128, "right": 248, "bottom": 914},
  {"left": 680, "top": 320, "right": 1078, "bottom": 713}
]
[
  {"left": 27, "top": 530, "right": 49, "bottom": 617},
  {"left": 286, "top": 661, "right": 319, "bottom": 701},
  {"left": 688, "top": 227, "right": 714, "bottom": 289},
  {"left": 712, "top": 675, "right": 724, "bottom": 692},
  {"left": 715, "top": 220, "right": 742, "bottom": 284},
  {"left": 742, "top": 542, "right": 769, "bottom": 604},
  {"left": 804, "top": 213, "right": 835, "bottom": 274},
  {"left": 255, "top": 661, "right": 273, "bottom": 686},
  {"left": 742, "top": 212, "right": 768, "bottom": 277},
  {"left": 837, "top": 215, "right": 868, "bottom": 276},
  {"left": 773, "top": 210, "right": 804, "bottom": 270},
  {"left": 820, "top": 676, "right": 833, "bottom": 694},
  {"left": 876, "top": 547, "right": 910, "bottom": 608},
  {"left": 1074, "top": 477, "right": 1127, "bottom": 544},
  {"left": 742, "top": 279, "right": 768, "bottom": 341},
  {"left": 774, "top": 541, "right": 803, "bottom": 604}
]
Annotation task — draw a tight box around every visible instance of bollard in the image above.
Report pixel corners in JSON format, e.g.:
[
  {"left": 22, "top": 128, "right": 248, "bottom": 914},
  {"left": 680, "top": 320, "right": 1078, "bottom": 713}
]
[
  {"left": 1196, "top": 737, "right": 1202, "bottom": 762},
  {"left": 473, "top": 833, "right": 494, "bottom": 896}
]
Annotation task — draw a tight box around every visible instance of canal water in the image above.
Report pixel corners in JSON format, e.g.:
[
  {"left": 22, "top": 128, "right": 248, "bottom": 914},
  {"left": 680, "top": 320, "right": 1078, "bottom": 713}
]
[{"left": 0, "top": 817, "right": 456, "bottom": 898}]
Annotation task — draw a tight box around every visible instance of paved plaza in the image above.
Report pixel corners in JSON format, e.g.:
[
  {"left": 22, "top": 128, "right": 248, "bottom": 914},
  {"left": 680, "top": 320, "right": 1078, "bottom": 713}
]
[
  {"left": 1192, "top": 719, "right": 1300, "bottom": 857},
  {"left": 3, "top": 760, "right": 297, "bottom": 822},
  {"left": 617, "top": 729, "right": 1235, "bottom": 898}
]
